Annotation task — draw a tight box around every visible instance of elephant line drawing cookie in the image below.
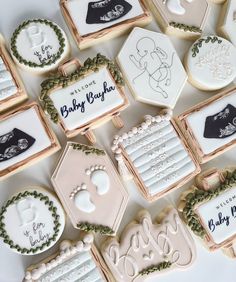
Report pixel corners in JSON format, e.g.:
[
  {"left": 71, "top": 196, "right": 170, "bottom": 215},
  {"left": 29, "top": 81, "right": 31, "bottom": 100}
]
[
  {"left": 51, "top": 142, "right": 129, "bottom": 236},
  {"left": 60, "top": 0, "right": 151, "bottom": 49},
  {"left": 102, "top": 208, "right": 196, "bottom": 282},
  {"left": 117, "top": 27, "right": 187, "bottom": 108},
  {"left": 129, "top": 36, "right": 175, "bottom": 99},
  {"left": 148, "top": 0, "right": 210, "bottom": 39}
]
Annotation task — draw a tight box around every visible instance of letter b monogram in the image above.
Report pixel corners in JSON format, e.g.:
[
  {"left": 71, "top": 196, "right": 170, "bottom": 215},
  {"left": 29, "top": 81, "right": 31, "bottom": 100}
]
[
  {"left": 25, "top": 24, "right": 46, "bottom": 48},
  {"left": 16, "top": 199, "right": 37, "bottom": 226}
]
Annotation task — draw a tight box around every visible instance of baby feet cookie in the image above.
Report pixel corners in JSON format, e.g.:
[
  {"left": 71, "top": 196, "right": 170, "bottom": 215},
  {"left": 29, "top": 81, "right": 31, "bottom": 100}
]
[
  {"left": 0, "top": 34, "right": 27, "bottom": 112},
  {"left": 24, "top": 234, "right": 112, "bottom": 281},
  {"left": 10, "top": 19, "right": 70, "bottom": 74},
  {"left": 117, "top": 27, "right": 187, "bottom": 108},
  {"left": 60, "top": 0, "right": 151, "bottom": 49},
  {"left": 0, "top": 187, "right": 65, "bottom": 255},
  {"left": 51, "top": 142, "right": 129, "bottom": 235},
  {"left": 147, "top": 0, "right": 210, "bottom": 39},
  {"left": 179, "top": 167, "right": 236, "bottom": 258},
  {"left": 185, "top": 35, "right": 236, "bottom": 91},
  {"left": 102, "top": 208, "right": 196, "bottom": 282}
]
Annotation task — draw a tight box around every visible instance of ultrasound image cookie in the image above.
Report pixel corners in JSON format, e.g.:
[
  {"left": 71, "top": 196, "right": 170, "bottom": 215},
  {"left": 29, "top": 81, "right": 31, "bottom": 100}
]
[
  {"left": 0, "top": 128, "right": 35, "bottom": 162},
  {"left": 204, "top": 104, "right": 236, "bottom": 139},
  {"left": 86, "top": 0, "right": 132, "bottom": 24}
]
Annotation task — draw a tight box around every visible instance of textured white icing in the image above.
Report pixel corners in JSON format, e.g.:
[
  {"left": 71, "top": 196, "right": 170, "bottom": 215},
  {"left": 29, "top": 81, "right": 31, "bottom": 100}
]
[
  {"left": 74, "top": 189, "right": 96, "bottom": 213},
  {"left": 186, "top": 90, "right": 236, "bottom": 155},
  {"left": 186, "top": 36, "right": 236, "bottom": 90},
  {"left": 0, "top": 107, "right": 51, "bottom": 171},
  {"left": 102, "top": 209, "right": 196, "bottom": 282},
  {"left": 50, "top": 67, "right": 125, "bottom": 131},
  {"left": 24, "top": 234, "right": 105, "bottom": 282},
  {"left": 197, "top": 186, "right": 236, "bottom": 245},
  {"left": 116, "top": 115, "right": 196, "bottom": 196},
  {"left": 220, "top": 0, "right": 236, "bottom": 46},
  {"left": 3, "top": 188, "right": 65, "bottom": 255},
  {"left": 117, "top": 27, "right": 187, "bottom": 108},
  {"left": 0, "top": 56, "right": 17, "bottom": 101},
  {"left": 12, "top": 20, "right": 69, "bottom": 72},
  {"left": 66, "top": 0, "right": 144, "bottom": 36}
]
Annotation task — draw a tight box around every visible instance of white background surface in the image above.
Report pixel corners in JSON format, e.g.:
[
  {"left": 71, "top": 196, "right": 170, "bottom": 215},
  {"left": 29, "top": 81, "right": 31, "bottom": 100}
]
[{"left": 0, "top": 0, "right": 236, "bottom": 281}]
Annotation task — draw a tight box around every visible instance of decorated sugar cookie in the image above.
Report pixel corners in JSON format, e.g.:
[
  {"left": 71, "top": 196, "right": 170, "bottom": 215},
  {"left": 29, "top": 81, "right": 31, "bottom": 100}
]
[
  {"left": 112, "top": 110, "right": 200, "bottom": 202},
  {"left": 40, "top": 54, "right": 129, "bottom": 143},
  {"left": 148, "top": 0, "right": 210, "bottom": 39},
  {"left": 102, "top": 208, "right": 196, "bottom": 282},
  {"left": 24, "top": 234, "right": 112, "bottom": 281},
  {"left": 10, "top": 19, "right": 70, "bottom": 74},
  {"left": 179, "top": 167, "right": 236, "bottom": 258},
  {"left": 60, "top": 0, "right": 151, "bottom": 49},
  {"left": 185, "top": 35, "right": 236, "bottom": 91},
  {"left": 51, "top": 142, "right": 129, "bottom": 235},
  {"left": 0, "top": 102, "right": 60, "bottom": 180},
  {"left": 117, "top": 27, "right": 187, "bottom": 108},
  {"left": 218, "top": 0, "right": 236, "bottom": 46},
  {"left": 0, "top": 34, "right": 27, "bottom": 112},
  {"left": 0, "top": 187, "right": 65, "bottom": 255},
  {"left": 177, "top": 86, "right": 236, "bottom": 164}
]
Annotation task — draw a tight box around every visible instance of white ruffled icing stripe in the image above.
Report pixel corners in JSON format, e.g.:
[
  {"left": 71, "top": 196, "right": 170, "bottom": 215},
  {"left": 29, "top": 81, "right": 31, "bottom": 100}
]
[
  {"left": 122, "top": 120, "right": 169, "bottom": 148},
  {"left": 125, "top": 123, "right": 174, "bottom": 156},
  {"left": 0, "top": 58, "right": 6, "bottom": 71},
  {"left": 132, "top": 134, "right": 179, "bottom": 167},
  {"left": 0, "top": 70, "right": 12, "bottom": 82},
  {"left": 148, "top": 161, "right": 196, "bottom": 195},
  {"left": 0, "top": 58, "right": 17, "bottom": 100}
]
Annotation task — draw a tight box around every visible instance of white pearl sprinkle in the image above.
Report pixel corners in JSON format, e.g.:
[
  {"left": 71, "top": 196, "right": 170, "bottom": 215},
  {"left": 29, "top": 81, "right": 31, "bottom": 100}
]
[
  {"left": 122, "top": 133, "right": 128, "bottom": 139},
  {"left": 91, "top": 166, "right": 95, "bottom": 172},
  {"left": 116, "top": 148, "right": 121, "bottom": 154},
  {"left": 95, "top": 165, "right": 99, "bottom": 169},
  {"left": 132, "top": 127, "right": 138, "bottom": 134},
  {"left": 85, "top": 169, "right": 91, "bottom": 175},
  {"left": 81, "top": 183, "right": 86, "bottom": 189},
  {"left": 114, "top": 135, "right": 119, "bottom": 140},
  {"left": 155, "top": 116, "right": 161, "bottom": 122},
  {"left": 128, "top": 132, "right": 133, "bottom": 137}
]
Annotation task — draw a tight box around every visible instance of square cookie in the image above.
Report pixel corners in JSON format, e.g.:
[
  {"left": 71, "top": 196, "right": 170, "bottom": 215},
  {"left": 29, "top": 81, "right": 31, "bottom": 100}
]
[
  {"left": 112, "top": 112, "right": 200, "bottom": 202},
  {"left": 179, "top": 167, "right": 236, "bottom": 253},
  {"left": 51, "top": 142, "right": 129, "bottom": 235},
  {"left": 24, "top": 234, "right": 112, "bottom": 281},
  {"left": 40, "top": 55, "right": 129, "bottom": 143},
  {"left": 0, "top": 102, "right": 60, "bottom": 180},
  {"left": 148, "top": 0, "right": 210, "bottom": 39},
  {"left": 117, "top": 27, "right": 187, "bottom": 108},
  {"left": 177, "top": 86, "right": 236, "bottom": 164},
  {"left": 60, "top": 0, "right": 151, "bottom": 49},
  {"left": 0, "top": 34, "right": 27, "bottom": 112}
]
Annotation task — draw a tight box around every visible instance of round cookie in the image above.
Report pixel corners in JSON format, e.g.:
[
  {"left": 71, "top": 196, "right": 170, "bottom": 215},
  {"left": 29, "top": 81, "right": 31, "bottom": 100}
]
[
  {"left": 10, "top": 19, "right": 70, "bottom": 74},
  {"left": 185, "top": 35, "right": 236, "bottom": 91},
  {"left": 0, "top": 187, "right": 65, "bottom": 255}
]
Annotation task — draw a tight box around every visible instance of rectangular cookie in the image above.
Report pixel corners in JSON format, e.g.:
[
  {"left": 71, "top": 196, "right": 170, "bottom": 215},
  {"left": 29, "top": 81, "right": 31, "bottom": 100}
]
[
  {"left": 60, "top": 0, "right": 151, "bottom": 49},
  {"left": 177, "top": 86, "right": 236, "bottom": 164},
  {"left": 112, "top": 112, "right": 200, "bottom": 202},
  {"left": 51, "top": 142, "right": 129, "bottom": 235},
  {"left": 0, "top": 102, "right": 60, "bottom": 180},
  {"left": 0, "top": 34, "right": 27, "bottom": 112}
]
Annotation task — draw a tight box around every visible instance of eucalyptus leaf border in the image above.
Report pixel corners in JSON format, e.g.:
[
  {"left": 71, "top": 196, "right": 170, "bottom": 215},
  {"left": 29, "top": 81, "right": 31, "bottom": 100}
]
[
  {"left": 40, "top": 53, "right": 124, "bottom": 123},
  {"left": 140, "top": 261, "right": 172, "bottom": 276},
  {"left": 11, "top": 19, "right": 66, "bottom": 68},
  {"left": 0, "top": 190, "right": 61, "bottom": 254},
  {"left": 71, "top": 143, "right": 105, "bottom": 156},
  {"left": 170, "top": 22, "right": 202, "bottom": 34},
  {"left": 182, "top": 169, "right": 236, "bottom": 238},
  {"left": 77, "top": 222, "right": 114, "bottom": 235},
  {"left": 191, "top": 36, "right": 222, "bottom": 57}
]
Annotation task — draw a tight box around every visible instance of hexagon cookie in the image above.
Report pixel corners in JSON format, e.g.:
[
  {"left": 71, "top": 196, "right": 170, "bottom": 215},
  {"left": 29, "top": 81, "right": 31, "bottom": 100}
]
[
  {"left": 51, "top": 142, "right": 129, "bottom": 236},
  {"left": 218, "top": 0, "right": 236, "bottom": 46},
  {"left": 148, "top": 0, "right": 210, "bottom": 39},
  {"left": 117, "top": 27, "right": 187, "bottom": 108}
]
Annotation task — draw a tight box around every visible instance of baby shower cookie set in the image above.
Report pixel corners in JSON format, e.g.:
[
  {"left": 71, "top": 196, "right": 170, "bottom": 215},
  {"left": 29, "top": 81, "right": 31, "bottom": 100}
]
[{"left": 1, "top": 0, "right": 236, "bottom": 281}]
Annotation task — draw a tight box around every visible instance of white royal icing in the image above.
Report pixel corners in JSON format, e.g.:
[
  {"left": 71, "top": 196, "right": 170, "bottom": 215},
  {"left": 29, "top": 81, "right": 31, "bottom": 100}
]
[
  {"left": 117, "top": 27, "right": 187, "bottom": 108},
  {"left": 186, "top": 36, "right": 236, "bottom": 90},
  {"left": 74, "top": 188, "right": 96, "bottom": 213},
  {"left": 2, "top": 188, "right": 65, "bottom": 255},
  {"left": 12, "top": 20, "right": 69, "bottom": 72},
  {"left": 24, "top": 234, "right": 105, "bottom": 282},
  {"left": 0, "top": 57, "right": 17, "bottom": 101},
  {"left": 186, "top": 90, "right": 236, "bottom": 155},
  {"left": 220, "top": 0, "right": 236, "bottom": 46},
  {"left": 112, "top": 114, "right": 196, "bottom": 197},
  {"left": 66, "top": 0, "right": 145, "bottom": 36},
  {"left": 197, "top": 186, "right": 236, "bottom": 245},
  {"left": 50, "top": 66, "right": 125, "bottom": 131},
  {"left": 88, "top": 166, "right": 110, "bottom": 195},
  {"left": 0, "top": 107, "right": 51, "bottom": 172}
]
